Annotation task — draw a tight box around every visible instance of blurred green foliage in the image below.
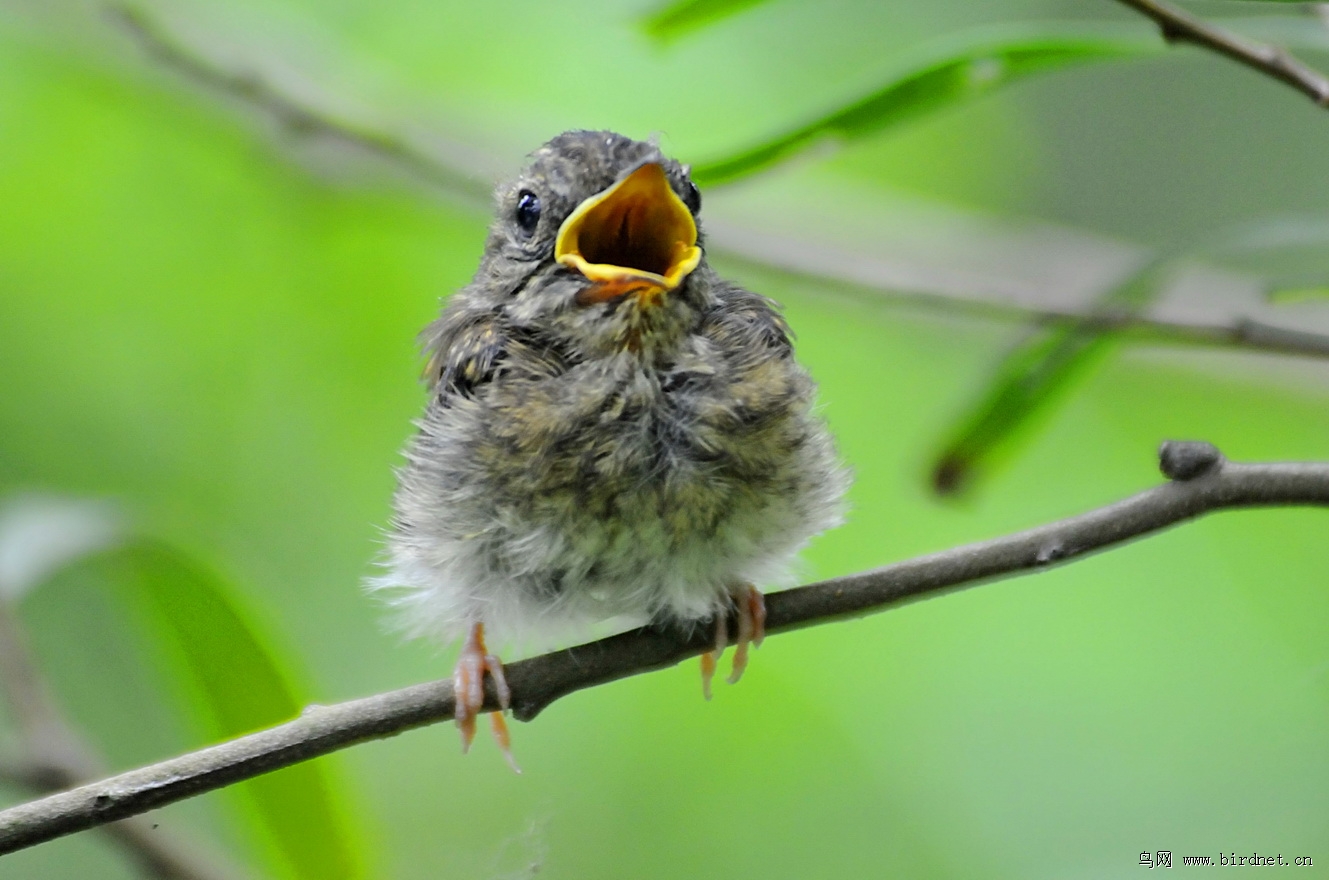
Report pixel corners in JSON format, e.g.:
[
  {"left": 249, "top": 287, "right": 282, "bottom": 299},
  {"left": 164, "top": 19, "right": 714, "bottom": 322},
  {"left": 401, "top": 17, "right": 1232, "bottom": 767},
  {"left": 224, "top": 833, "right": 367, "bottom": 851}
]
[
  {"left": 931, "top": 254, "right": 1171, "bottom": 494},
  {"left": 642, "top": 0, "right": 771, "bottom": 42},
  {"left": 106, "top": 540, "right": 367, "bottom": 879},
  {"left": 1, "top": 1, "right": 1328, "bottom": 878},
  {"left": 690, "top": 25, "right": 1158, "bottom": 186}
]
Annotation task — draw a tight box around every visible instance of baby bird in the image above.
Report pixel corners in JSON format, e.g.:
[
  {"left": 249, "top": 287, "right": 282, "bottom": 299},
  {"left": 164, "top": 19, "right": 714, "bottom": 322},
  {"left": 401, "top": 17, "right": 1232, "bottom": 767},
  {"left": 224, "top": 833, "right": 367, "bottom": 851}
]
[{"left": 379, "top": 131, "right": 848, "bottom": 767}]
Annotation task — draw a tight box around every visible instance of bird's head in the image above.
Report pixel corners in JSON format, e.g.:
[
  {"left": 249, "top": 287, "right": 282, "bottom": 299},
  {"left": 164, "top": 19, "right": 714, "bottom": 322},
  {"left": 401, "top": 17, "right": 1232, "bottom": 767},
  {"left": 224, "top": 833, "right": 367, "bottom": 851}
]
[{"left": 472, "top": 130, "right": 712, "bottom": 358}]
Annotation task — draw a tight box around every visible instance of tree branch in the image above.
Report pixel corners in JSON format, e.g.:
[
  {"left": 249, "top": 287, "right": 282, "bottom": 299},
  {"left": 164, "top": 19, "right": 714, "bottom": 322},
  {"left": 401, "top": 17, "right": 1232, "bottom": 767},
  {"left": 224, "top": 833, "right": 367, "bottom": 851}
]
[
  {"left": 715, "top": 238, "right": 1329, "bottom": 362},
  {"left": 1111, "top": 0, "right": 1329, "bottom": 106},
  {"left": 0, "top": 442, "right": 1326, "bottom": 857},
  {"left": 104, "top": 2, "right": 493, "bottom": 208}
]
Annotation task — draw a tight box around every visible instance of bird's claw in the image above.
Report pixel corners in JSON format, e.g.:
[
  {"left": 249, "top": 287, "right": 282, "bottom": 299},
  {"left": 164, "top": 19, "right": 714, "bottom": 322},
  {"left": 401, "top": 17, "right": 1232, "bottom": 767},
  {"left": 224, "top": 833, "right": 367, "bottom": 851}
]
[
  {"left": 727, "top": 584, "right": 767, "bottom": 684},
  {"left": 454, "top": 622, "right": 520, "bottom": 773},
  {"left": 700, "top": 584, "right": 766, "bottom": 698}
]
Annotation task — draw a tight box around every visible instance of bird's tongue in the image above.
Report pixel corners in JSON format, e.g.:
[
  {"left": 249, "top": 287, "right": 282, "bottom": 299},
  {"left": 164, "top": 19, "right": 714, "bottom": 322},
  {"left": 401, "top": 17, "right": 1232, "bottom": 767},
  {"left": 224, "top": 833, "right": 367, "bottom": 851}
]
[{"left": 555, "top": 163, "right": 701, "bottom": 305}]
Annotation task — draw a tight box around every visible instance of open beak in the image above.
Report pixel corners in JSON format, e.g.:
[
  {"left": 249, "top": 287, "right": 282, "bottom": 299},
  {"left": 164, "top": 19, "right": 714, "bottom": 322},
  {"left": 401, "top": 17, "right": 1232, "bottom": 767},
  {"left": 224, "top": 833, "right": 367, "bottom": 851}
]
[{"left": 554, "top": 163, "right": 701, "bottom": 306}]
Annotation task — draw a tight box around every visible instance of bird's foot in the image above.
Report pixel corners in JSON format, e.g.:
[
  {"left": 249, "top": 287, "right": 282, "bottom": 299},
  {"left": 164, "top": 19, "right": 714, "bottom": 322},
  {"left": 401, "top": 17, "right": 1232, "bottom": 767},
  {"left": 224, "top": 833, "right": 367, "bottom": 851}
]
[
  {"left": 700, "top": 584, "right": 767, "bottom": 699},
  {"left": 727, "top": 583, "right": 767, "bottom": 684},
  {"left": 454, "top": 622, "right": 520, "bottom": 773}
]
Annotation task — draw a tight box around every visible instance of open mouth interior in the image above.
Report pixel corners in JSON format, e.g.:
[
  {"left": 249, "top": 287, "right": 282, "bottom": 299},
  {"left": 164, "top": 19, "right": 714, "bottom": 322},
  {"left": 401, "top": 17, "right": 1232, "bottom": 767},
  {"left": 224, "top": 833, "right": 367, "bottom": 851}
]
[{"left": 555, "top": 163, "right": 701, "bottom": 304}]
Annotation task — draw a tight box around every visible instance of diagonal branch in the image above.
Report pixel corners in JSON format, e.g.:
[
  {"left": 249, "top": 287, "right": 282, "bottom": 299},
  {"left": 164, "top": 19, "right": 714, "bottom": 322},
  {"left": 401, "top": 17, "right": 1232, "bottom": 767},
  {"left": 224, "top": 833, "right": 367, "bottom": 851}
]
[
  {"left": 0, "top": 442, "right": 1326, "bottom": 856},
  {"left": 104, "top": 2, "right": 493, "bottom": 207},
  {"left": 1111, "top": 0, "right": 1329, "bottom": 106}
]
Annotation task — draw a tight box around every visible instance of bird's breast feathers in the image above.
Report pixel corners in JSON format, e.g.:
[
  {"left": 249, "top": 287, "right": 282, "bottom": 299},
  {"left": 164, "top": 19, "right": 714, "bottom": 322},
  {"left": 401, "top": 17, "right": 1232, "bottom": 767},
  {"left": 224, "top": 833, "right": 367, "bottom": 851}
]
[{"left": 383, "top": 338, "right": 846, "bottom": 645}]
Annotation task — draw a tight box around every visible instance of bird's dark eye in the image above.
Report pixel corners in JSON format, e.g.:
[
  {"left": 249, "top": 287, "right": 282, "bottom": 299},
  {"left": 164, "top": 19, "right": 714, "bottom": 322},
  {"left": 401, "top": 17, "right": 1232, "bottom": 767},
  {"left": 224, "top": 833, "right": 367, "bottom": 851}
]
[
  {"left": 514, "top": 190, "right": 541, "bottom": 238},
  {"left": 683, "top": 180, "right": 702, "bottom": 215}
]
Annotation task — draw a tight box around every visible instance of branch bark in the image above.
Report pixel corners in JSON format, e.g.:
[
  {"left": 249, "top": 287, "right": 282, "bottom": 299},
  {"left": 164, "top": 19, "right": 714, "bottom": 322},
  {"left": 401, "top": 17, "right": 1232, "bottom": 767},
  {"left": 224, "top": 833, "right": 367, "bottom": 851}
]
[
  {"left": 1111, "top": 0, "right": 1329, "bottom": 106},
  {"left": 0, "top": 442, "right": 1326, "bottom": 857}
]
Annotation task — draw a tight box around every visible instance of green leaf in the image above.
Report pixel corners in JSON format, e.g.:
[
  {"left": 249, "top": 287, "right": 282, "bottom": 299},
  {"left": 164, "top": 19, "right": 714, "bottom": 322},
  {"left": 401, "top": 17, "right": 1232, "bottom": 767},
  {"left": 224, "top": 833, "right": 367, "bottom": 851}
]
[
  {"left": 692, "top": 27, "right": 1159, "bottom": 186},
  {"left": 931, "top": 258, "right": 1169, "bottom": 496},
  {"left": 105, "top": 539, "right": 370, "bottom": 880},
  {"left": 640, "top": 0, "right": 774, "bottom": 42}
]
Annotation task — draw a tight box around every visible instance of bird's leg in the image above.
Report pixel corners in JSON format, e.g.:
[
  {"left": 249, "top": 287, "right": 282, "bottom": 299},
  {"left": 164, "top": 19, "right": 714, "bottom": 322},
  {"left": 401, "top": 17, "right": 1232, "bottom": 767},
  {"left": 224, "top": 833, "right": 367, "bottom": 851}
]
[
  {"left": 453, "top": 622, "right": 520, "bottom": 772},
  {"left": 726, "top": 583, "right": 766, "bottom": 685},
  {"left": 699, "top": 613, "right": 727, "bottom": 701}
]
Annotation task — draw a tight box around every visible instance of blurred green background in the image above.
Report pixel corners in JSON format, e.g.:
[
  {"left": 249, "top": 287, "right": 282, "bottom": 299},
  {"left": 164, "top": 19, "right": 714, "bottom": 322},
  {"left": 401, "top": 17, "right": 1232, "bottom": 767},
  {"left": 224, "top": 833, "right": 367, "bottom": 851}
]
[{"left": 1, "top": 0, "right": 1328, "bottom": 877}]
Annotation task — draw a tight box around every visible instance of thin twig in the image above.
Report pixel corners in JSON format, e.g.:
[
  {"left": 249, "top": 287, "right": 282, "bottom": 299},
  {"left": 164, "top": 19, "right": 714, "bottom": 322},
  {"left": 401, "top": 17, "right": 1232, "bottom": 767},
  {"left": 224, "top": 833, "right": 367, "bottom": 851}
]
[
  {"left": 104, "top": 2, "right": 492, "bottom": 207},
  {"left": 0, "top": 607, "right": 239, "bottom": 880},
  {"left": 1112, "top": 0, "right": 1329, "bottom": 106},
  {"left": 106, "top": 1, "right": 1329, "bottom": 365},
  {"left": 0, "top": 443, "right": 1325, "bottom": 856},
  {"left": 718, "top": 240, "right": 1329, "bottom": 362}
]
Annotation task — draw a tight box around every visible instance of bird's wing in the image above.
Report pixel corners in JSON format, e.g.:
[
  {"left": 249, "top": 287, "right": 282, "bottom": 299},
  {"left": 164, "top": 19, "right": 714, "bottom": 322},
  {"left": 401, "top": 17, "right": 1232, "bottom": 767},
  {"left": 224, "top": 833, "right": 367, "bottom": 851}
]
[
  {"left": 420, "top": 308, "right": 510, "bottom": 399},
  {"left": 700, "top": 283, "right": 795, "bottom": 361},
  {"left": 421, "top": 305, "right": 567, "bottom": 402}
]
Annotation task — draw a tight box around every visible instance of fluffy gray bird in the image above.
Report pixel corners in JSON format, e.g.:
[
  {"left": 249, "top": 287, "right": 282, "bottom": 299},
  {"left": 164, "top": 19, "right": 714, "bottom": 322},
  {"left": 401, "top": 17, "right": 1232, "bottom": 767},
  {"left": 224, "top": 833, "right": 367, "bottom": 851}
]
[{"left": 378, "top": 131, "right": 848, "bottom": 766}]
